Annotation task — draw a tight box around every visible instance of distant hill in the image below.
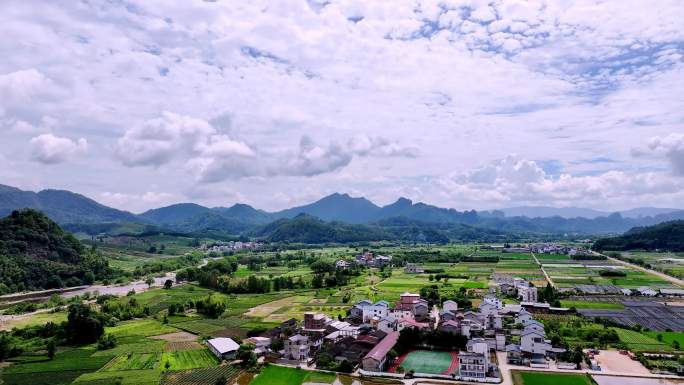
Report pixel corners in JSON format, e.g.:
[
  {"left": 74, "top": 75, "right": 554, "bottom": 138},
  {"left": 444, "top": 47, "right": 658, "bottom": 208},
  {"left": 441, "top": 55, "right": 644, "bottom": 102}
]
[
  {"left": 0, "top": 184, "right": 139, "bottom": 224},
  {"left": 2, "top": 184, "right": 684, "bottom": 238},
  {"left": 139, "top": 203, "right": 212, "bottom": 225},
  {"left": 252, "top": 214, "right": 391, "bottom": 243},
  {"left": 0, "top": 209, "right": 111, "bottom": 293},
  {"left": 213, "top": 203, "right": 273, "bottom": 224},
  {"left": 500, "top": 206, "right": 680, "bottom": 219},
  {"left": 592, "top": 220, "right": 684, "bottom": 251},
  {"left": 273, "top": 193, "right": 380, "bottom": 223},
  {"left": 376, "top": 197, "right": 478, "bottom": 224}
]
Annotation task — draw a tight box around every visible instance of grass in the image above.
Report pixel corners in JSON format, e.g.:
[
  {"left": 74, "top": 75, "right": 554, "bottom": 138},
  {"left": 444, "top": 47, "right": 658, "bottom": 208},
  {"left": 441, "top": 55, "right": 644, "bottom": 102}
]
[
  {"left": 613, "top": 328, "right": 673, "bottom": 351},
  {"left": 0, "top": 370, "right": 89, "bottom": 385},
  {"left": 559, "top": 300, "right": 625, "bottom": 310},
  {"left": 645, "top": 331, "right": 684, "bottom": 347},
  {"left": 512, "top": 371, "right": 593, "bottom": 385},
  {"left": 102, "top": 353, "right": 161, "bottom": 371},
  {"left": 107, "top": 319, "right": 178, "bottom": 341},
  {"left": 92, "top": 339, "right": 166, "bottom": 356},
  {"left": 3, "top": 346, "right": 112, "bottom": 374},
  {"left": 73, "top": 368, "right": 162, "bottom": 385},
  {"left": 161, "top": 349, "right": 219, "bottom": 370},
  {"left": 162, "top": 365, "right": 243, "bottom": 385},
  {"left": 249, "top": 365, "right": 336, "bottom": 385},
  {"left": 397, "top": 350, "right": 453, "bottom": 374}
]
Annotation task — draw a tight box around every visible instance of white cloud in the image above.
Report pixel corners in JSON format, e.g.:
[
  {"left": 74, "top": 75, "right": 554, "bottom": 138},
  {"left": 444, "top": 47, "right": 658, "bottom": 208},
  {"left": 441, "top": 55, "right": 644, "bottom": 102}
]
[
  {"left": 1, "top": 0, "right": 683, "bottom": 211},
  {"left": 434, "top": 155, "right": 684, "bottom": 209},
  {"left": 115, "top": 111, "right": 254, "bottom": 167},
  {"left": 29, "top": 133, "right": 87, "bottom": 164},
  {"left": 646, "top": 133, "right": 684, "bottom": 176}
]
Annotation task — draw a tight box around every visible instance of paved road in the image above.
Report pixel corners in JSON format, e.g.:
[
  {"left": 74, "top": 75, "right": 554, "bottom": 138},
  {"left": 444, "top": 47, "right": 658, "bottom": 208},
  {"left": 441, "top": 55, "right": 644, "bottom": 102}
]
[{"left": 606, "top": 255, "right": 684, "bottom": 287}]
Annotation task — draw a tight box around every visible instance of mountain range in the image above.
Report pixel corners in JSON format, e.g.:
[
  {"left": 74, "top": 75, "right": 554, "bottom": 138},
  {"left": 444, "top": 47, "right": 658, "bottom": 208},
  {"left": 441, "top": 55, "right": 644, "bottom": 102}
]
[{"left": 2, "top": 184, "right": 684, "bottom": 238}]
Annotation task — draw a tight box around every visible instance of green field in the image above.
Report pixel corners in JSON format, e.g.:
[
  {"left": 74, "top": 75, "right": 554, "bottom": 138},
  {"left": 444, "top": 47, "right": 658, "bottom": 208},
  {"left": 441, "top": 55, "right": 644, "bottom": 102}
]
[
  {"left": 645, "top": 331, "right": 684, "bottom": 347},
  {"left": 512, "top": 371, "right": 594, "bottom": 385},
  {"left": 396, "top": 350, "right": 454, "bottom": 374},
  {"left": 103, "top": 353, "right": 161, "bottom": 371},
  {"left": 613, "top": 328, "right": 673, "bottom": 351},
  {"left": 161, "top": 349, "right": 218, "bottom": 370},
  {"left": 249, "top": 365, "right": 336, "bottom": 385},
  {"left": 559, "top": 300, "right": 625, "bottom": 310}
]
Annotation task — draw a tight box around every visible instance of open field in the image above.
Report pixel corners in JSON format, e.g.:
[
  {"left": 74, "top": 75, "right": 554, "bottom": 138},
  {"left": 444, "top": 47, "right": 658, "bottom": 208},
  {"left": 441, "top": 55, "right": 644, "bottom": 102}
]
[
  {"left": 161, "top": 349, "right": 218, "bottom": 370},
  {"left": 560, "top": 300, "right": 625, "bottom": 310},
  {"left": 249, "top": 365, "right": 337, "bottom": 385},
  {"left": 102, "top": 353, "right": 161, "bottom": 371},
  {"left": 645, "top": 331, "right": 684, "bottom": 347},
  {"left": 512, "top": 371, "right": 594, "bottom": 385},
  {"left": 612, "top": 328, "right": 673, "bottom": 351},
  {"left": 162, "top": 365, "right": 243, "bottom": 385}
]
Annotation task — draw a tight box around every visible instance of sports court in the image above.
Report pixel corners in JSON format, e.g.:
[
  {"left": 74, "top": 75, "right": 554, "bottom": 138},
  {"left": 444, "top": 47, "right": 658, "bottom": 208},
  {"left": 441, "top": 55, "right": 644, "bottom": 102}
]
[{"left": 389, "top": 350, "right": 458, "bottom": 375}]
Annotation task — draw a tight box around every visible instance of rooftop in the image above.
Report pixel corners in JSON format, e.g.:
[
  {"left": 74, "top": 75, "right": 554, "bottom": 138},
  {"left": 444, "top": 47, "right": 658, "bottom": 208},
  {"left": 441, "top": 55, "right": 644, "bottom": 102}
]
[{"left": 207, "top": 337, "right": 240, "bottom": 354}]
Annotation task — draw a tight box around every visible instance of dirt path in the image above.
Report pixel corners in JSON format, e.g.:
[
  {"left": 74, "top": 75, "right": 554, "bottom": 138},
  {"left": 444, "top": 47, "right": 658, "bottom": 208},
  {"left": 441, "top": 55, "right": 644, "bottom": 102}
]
[{"left": 531, "top": 252, "right": 556, "bottom": 288}]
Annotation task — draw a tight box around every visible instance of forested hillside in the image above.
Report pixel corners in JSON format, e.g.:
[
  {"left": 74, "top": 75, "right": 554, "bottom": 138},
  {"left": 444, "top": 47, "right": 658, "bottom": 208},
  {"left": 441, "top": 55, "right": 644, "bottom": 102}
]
[
  {"left": 0, "top": 209, "right": 111, "bottom": 294},
  {"left": 592, "top": 220, "right": 684, "bottom": 251}
]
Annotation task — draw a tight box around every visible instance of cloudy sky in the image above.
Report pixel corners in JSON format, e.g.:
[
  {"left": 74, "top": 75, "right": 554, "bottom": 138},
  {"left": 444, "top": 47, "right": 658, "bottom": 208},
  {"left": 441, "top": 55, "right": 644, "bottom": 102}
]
[{"left": 1, "top": 0, "right": 683, "bottom": 213}]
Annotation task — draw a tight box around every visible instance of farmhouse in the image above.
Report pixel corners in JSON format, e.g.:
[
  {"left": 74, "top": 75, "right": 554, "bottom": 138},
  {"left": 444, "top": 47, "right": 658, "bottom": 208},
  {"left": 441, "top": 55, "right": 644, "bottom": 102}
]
[
  {"left": 244, "top": 336, "right": 271, "bottom": 356},
  {"left": 395, "top": 292, "right": 429, "bottom": 320},
  {"left": 361, "top": 332, "right": 399, "bottom": 371},
  {"left": 404, "top": 263, "right": 425, "bottom": 273},
  {"left": 285, "top": 334, "right": 310, "bottom": 360},
  {"left": 206, "top": 337, "right": 240, "bottom": 360}
]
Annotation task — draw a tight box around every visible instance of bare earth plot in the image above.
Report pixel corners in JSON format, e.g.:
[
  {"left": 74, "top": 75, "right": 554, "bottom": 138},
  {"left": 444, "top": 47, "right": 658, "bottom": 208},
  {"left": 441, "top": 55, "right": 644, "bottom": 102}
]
[
  {"left": 151, "top": 331, "right": 198, "bottom": 342},
  {"left": 244, "top": 296, "right": 310, "bottom": 318}
]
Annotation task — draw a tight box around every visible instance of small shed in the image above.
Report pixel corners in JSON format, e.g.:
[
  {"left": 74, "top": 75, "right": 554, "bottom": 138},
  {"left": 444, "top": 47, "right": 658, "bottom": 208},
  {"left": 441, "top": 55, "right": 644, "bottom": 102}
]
[{"left": 207, "top": 337, "right": 240, "bottom": 360}]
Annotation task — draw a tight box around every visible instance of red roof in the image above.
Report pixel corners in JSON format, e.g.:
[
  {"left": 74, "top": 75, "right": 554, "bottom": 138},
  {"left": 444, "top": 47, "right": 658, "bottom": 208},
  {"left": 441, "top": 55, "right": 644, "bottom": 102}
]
[{"left": 363, "top": 332, "right": 399, "bottom": 361}]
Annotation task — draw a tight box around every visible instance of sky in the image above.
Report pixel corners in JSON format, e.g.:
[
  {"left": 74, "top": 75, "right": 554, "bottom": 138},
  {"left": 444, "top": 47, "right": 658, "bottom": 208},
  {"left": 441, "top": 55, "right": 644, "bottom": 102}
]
[{"left": 1, "top": 0, "right": 683, "bottom": 213}]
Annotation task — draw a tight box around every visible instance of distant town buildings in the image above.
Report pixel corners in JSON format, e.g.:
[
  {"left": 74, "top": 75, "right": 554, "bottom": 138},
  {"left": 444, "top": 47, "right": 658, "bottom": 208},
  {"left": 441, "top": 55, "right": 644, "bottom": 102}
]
[
  {"left": 356, "top": 251, "right": 393, "bottom": 267},
  {"left": 200, "top": 241, "right": 262, "bottom": 253}
]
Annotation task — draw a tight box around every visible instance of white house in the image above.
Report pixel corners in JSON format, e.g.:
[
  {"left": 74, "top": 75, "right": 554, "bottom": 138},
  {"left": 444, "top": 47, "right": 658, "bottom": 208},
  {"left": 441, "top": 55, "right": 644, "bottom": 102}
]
[
  {"left": 285, "top": 334, "right": 310, "bottom": 360},
  {"left": 517, "top": 286, "right": 538, "bottom": 302},
  {"left": 459, "top": 350, "right": 488, "bottom": 379},
  {"left": 523, "top": 320, "right": 545, "bottom": 334},
  {"left": 443, "top": 300, "right": 458, "bottom": 313},
  {"left": 515, "top": 309, "right": 533, "bottom": 325},
  {"left": 207, "top": 337, "right": 240, "bottom": 360},
  {"left": 520, "top": 329, "right": 551, "bottom": 355},
  {"left": 244, "top": 336, "right": 271, "bottom": 356},
  {"left": 351, "top": 299, "right": 390, "bottom": 322},
  {"left": 483, "top": 295, "right": 503, "bottom": 309}
]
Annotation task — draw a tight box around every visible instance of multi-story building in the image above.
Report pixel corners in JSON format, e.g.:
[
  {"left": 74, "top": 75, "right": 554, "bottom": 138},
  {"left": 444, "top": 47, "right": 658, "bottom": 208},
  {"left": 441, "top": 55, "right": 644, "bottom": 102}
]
[
  {"left": 284, "top": 334, "right": 310, "bottom": 360},
  {"left": 459, "top": 351, "right": 488, "bottom": 379}
]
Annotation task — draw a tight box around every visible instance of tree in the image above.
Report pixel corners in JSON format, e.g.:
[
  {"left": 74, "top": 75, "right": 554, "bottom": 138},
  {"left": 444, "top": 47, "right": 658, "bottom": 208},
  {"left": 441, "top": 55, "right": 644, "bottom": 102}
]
[
  {"left": 97, "top": 334, "right": 117, "bottom": 350},
  {"left": 65, "top": 304, "right": 104, "bottom": 344},
  {"left": 164, "top": 279, "right": 173, "bottom": 289},
  {"left": 145, "top": 277, "right": 155, "bottom": 288},
  {"left": 46, "top": 339, "right": 56, "bottom": 360},
  {"left": 338, "top": 359, "right": 353, "bottom": 373},
  {"left": 215, "top": 375, "right": 228, "bottom": 385},
  {"left": 236, "top": 343, "right": 257, "bottom": 368}
]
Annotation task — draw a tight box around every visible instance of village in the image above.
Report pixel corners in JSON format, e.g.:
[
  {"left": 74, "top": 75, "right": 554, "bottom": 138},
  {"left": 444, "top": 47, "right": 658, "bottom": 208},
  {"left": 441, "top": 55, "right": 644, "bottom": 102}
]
[{"left": 203, "top": 274, "right": 574, "bottom": 382}]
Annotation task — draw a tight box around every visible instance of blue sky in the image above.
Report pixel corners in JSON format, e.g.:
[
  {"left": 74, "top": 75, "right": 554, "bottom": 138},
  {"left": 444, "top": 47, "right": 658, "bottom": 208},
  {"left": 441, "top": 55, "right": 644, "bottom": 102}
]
[{"left": 0, "top": 0, "right": 683, "bottom": 212}]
